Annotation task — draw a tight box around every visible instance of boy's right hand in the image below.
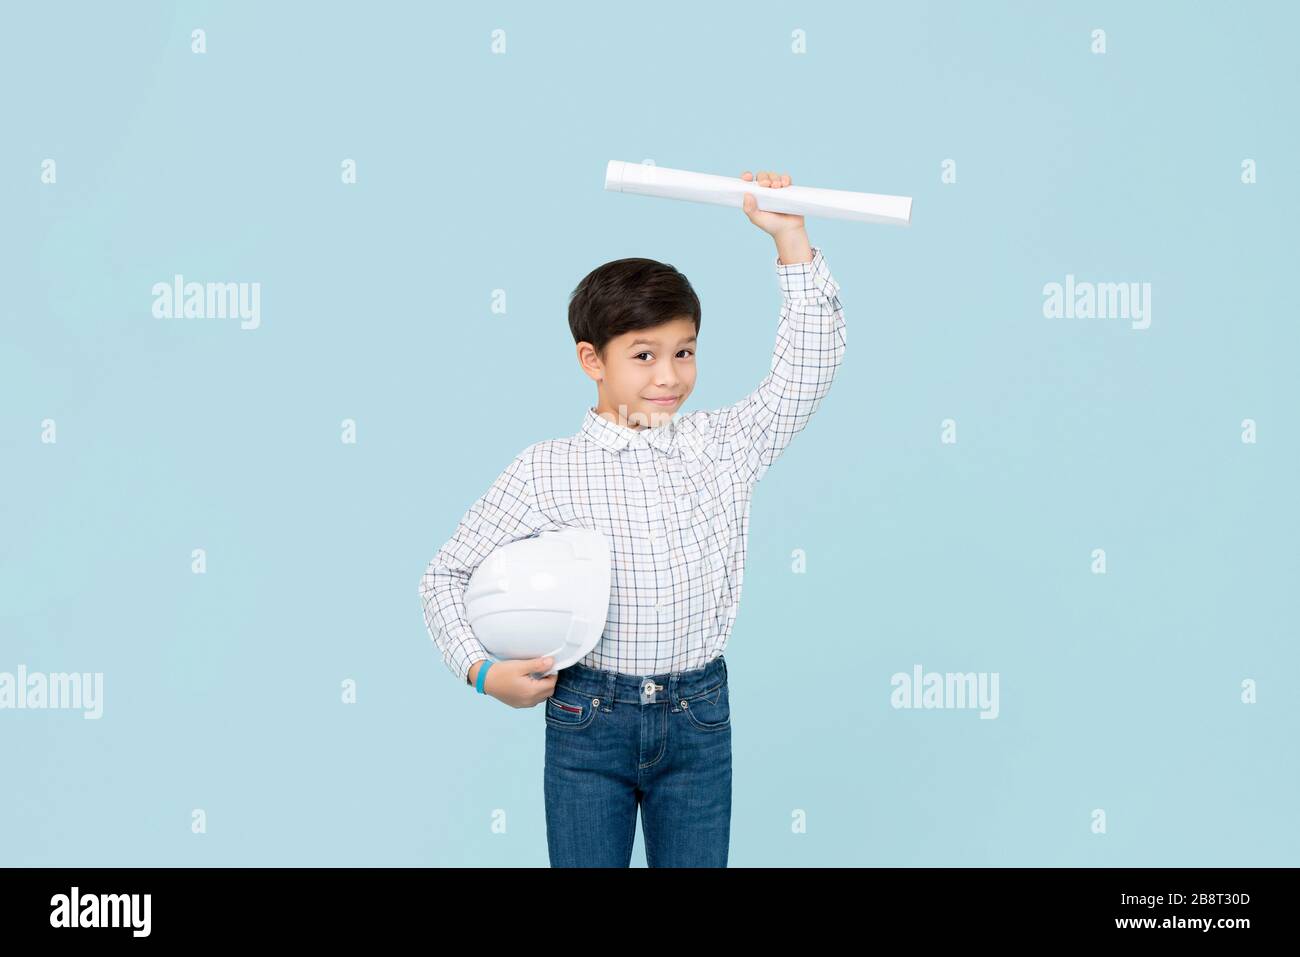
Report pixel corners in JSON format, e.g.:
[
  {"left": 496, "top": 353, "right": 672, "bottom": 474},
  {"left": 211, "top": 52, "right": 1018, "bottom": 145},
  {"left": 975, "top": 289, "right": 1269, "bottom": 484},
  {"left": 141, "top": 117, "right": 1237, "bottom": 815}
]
[{"left": 478, "top": 656, "right": 558, "bottom": 708}]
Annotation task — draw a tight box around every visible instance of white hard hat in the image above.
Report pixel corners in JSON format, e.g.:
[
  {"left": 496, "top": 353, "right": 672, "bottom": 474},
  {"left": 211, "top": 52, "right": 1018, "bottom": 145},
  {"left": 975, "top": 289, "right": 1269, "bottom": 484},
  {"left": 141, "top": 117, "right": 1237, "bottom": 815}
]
[{"left": 464, "top": 526, "right": 611, "bottom": 677}]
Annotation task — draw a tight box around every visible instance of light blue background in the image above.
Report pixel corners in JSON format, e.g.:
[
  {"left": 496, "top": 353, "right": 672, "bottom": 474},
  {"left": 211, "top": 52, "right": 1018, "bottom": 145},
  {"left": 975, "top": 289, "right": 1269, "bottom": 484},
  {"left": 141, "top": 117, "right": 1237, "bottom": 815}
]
[{"left": 2, "top": 1, "right": 1296, "bottom": 866}]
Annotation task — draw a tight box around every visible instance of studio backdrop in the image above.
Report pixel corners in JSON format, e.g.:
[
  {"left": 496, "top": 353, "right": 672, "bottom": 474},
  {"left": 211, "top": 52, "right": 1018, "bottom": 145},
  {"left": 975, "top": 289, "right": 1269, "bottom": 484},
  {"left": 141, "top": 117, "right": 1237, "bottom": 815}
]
[{"left": 2, "top": 0, "right": 1296, "bottom": 867}]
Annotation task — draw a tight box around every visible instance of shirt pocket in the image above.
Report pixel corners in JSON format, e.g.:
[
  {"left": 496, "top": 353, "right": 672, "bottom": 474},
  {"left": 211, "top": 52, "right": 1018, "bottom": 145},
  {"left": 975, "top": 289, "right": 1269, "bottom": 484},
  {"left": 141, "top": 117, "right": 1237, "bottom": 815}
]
[
  {"left": 672, "top": 485, "right": 729, "bottom": 610},
  {"left": 673, "top": 485, "right": 717, "bottom": 564}
]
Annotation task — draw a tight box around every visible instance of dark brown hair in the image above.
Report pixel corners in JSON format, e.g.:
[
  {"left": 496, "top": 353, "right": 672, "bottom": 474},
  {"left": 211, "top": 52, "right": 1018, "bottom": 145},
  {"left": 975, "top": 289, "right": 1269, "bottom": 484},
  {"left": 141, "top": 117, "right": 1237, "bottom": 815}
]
[{"left": 568, "top": 258, "right": 701, "bottom": 359}]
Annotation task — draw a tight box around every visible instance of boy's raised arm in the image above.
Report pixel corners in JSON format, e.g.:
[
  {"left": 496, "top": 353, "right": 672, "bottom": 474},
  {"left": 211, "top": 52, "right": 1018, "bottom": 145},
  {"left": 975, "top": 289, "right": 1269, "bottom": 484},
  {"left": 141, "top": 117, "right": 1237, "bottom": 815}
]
[
  {"left": 711, "top": 245, "right": 845, "bottom": 485},
  {"left": 418, "top": 446, "right": 555, "bottom": 685},
  {"left": 699, "top": 170, "right": 846, "bottom": 485}
]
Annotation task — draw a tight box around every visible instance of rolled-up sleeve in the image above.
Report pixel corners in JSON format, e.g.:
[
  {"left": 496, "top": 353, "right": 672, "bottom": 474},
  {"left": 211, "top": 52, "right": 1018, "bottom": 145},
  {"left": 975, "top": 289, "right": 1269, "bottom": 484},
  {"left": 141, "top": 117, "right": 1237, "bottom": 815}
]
[
  {"left": 708, "top": 245, "right": 846, "bottom": 485},
  {"left": 418, "top": 445, "right": 552, "bottom": 685}
]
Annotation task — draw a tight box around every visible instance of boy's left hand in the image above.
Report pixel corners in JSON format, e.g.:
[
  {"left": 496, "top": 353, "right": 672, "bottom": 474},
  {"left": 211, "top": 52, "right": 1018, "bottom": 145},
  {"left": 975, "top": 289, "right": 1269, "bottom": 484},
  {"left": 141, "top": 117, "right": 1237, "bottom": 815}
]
[{"left": 740, "top": 170, "right": 805, "bottom": 237}]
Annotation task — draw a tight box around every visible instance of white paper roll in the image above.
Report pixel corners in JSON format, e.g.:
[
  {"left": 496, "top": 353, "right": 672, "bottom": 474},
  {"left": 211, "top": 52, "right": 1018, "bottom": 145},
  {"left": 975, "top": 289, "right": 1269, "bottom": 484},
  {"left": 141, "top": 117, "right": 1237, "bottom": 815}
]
[{"left": 604, "top": 160, "right": 912, "bottom": 226}]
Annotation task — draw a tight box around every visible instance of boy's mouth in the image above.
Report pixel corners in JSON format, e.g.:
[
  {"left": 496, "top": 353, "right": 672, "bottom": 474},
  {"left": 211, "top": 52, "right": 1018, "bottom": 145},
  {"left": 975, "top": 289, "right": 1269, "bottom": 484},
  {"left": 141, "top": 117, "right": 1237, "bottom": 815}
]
[{"left": 645, "top": 395, "right": 680, "bottom": 406}]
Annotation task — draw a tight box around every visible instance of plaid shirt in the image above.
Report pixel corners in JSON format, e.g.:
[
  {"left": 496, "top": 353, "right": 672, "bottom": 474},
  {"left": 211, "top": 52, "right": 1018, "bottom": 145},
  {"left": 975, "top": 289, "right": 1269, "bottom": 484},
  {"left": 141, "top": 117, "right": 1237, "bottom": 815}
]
[{"left": 420, "top": 246, "right": 845, "bottom": 684}]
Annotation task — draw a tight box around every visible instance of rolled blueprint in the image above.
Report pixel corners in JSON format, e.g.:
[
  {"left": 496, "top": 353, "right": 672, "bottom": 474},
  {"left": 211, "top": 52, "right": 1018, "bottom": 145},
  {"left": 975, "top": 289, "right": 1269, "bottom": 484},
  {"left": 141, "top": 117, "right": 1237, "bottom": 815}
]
[{"left": 604, "top": 160, "right": 912, "bottom": 226}]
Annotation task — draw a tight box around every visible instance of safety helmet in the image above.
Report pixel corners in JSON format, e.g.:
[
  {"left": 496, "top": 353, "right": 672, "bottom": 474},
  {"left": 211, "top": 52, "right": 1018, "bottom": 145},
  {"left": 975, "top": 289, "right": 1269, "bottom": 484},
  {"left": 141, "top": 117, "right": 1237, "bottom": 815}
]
[{"left": 464, "top": 526, "right": 611, "bottom": 676}]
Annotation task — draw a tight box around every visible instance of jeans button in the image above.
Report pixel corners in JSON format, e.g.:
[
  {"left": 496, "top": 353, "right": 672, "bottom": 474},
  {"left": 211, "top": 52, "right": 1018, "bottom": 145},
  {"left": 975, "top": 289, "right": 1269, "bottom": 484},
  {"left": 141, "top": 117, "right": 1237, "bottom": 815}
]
[{"left": 592, "top": 697, "right": 600, "bottom": 708}]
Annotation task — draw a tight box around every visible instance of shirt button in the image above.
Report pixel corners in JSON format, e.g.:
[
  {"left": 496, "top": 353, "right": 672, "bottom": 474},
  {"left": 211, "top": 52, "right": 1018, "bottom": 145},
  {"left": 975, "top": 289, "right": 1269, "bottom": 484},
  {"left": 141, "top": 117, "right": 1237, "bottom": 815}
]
[{"left": 655, "top": 598, "right": 668, "bottom": 612}]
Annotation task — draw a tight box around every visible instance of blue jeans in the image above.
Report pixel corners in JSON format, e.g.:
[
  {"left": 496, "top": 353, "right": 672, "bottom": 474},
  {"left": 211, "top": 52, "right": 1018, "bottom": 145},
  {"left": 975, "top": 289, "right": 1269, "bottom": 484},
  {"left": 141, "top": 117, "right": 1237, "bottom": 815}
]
[{"left": 543, "top": 653, "right": 732, "bottom": 867}]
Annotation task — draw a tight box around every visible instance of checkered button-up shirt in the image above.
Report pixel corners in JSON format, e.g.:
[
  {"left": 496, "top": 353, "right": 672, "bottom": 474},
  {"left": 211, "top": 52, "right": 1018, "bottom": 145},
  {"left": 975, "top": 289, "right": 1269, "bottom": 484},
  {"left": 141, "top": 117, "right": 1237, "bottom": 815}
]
[{"left": 420, "top": 246, "right": 845, "bottom": 684}]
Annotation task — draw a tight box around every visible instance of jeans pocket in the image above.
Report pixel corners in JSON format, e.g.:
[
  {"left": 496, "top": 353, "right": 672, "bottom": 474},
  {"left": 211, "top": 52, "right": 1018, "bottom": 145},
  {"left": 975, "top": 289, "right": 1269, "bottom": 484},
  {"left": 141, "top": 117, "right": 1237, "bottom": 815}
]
[
  {"left": 544, "top": 683, "right": 599, "bottom": 731},
  {"left": 681, "top": 680, "right": 730, "bottom": 732}
]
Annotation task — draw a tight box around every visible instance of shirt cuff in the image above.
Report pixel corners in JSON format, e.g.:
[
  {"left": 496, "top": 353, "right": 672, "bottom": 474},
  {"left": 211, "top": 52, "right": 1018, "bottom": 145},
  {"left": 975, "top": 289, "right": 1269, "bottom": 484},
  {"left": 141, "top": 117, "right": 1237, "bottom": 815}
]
[
  {"left": 459, "top": 646, "right": 493, "bottom": 687},
  {"left": 776, "top": 246, "right": 840, "bottom": 301}
]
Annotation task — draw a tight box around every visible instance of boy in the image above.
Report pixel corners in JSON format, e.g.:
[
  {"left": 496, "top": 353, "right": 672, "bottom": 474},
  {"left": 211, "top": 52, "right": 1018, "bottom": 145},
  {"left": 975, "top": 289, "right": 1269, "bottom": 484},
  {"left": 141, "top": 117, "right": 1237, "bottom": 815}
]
[{"left": 418, "top": 169, "right": 846, "bottom": 867}]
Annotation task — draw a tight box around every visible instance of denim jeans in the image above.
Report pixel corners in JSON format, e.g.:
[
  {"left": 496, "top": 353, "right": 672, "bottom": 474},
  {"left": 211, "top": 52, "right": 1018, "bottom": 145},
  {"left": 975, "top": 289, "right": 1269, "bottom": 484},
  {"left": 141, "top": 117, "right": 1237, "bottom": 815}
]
[{"left": 543, "top": 653, "right": 732, "bottom": 867}]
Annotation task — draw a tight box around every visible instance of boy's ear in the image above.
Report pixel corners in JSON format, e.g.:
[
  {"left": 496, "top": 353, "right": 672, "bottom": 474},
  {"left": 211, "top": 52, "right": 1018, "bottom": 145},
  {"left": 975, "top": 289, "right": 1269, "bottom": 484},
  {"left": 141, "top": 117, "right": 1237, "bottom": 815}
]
[{"left": 576, "top": 340, "right": 605, "bottom": 381}]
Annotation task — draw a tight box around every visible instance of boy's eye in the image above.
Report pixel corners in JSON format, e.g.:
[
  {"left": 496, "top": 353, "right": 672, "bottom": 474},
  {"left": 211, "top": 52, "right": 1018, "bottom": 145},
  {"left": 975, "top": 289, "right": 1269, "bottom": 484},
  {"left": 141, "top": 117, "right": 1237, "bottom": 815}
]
[{"left": 634, "top": 349, "right": 694, "bottom": 361}]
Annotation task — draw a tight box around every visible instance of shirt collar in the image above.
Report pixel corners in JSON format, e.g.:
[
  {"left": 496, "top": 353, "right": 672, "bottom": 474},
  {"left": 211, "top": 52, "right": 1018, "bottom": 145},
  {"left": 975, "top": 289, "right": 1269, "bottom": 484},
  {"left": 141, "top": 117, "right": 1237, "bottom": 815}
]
[{"left": 579, "top": 406, "right": 680, "bottom": 455}]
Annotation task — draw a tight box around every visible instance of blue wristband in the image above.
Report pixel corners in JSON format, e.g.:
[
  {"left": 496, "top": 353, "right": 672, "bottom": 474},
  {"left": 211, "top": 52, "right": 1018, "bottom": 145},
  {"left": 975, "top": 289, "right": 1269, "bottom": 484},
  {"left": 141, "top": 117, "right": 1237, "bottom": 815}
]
[{"left": 475, "top": 659, "right": 496, "bottom": 695}]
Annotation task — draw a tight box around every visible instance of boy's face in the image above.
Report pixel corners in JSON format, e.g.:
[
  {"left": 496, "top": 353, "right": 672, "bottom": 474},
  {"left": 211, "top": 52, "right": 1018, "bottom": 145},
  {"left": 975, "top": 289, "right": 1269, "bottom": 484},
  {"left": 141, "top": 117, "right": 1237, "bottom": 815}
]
[{"left": 578, "top": 317, "right": 698, "bottom": 430}]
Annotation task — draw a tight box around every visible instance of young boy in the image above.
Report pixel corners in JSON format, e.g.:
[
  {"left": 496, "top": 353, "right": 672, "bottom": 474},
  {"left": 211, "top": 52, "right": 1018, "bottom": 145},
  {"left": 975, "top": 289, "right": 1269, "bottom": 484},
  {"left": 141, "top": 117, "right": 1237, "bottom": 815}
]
[{"left": 418, "top": 169, "right": 846, "bottom": 867}]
